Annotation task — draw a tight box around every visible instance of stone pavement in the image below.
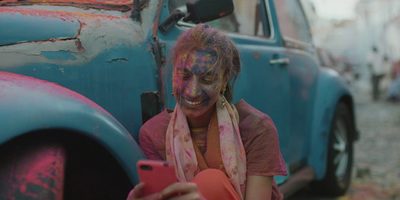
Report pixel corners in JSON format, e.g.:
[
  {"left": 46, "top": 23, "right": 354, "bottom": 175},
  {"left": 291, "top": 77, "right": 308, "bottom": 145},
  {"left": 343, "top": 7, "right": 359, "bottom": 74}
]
[
  {"left": 346, "top": 84, "right": 400, "bottom": 200},
  {"left": 289, "top": 78, "right": 400, "bottom": 200}
]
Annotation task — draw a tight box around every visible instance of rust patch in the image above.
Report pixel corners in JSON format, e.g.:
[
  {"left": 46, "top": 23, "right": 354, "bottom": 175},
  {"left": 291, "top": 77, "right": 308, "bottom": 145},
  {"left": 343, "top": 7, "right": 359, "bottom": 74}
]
[
  {"left": 152, "top": 0, "right": 164, "bottom": 39},
  {"left": 253, "top": 51, "right": 260, "bottom": 60},
  {"left": 74, "top": 38, "right": 84, "bottom": 52}
]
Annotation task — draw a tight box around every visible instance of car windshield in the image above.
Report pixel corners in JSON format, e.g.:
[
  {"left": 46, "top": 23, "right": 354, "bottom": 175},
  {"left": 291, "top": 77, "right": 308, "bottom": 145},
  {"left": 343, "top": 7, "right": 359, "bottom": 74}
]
[{"left": 0, "top": 0, "right": 135, "bottom": 11}]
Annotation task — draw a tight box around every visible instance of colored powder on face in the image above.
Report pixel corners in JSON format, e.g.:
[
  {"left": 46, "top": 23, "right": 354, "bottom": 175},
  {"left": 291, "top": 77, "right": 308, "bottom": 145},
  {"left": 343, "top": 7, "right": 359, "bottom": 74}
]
[{"left": 172, "top": 49, "right": 227, "bottom": 121}]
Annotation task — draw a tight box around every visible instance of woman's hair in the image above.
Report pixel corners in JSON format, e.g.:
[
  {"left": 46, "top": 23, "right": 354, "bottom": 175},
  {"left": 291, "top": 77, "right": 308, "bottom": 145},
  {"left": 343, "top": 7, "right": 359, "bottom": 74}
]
[{"left": 170, "top": 24, "right": 241, "bottom": 103}]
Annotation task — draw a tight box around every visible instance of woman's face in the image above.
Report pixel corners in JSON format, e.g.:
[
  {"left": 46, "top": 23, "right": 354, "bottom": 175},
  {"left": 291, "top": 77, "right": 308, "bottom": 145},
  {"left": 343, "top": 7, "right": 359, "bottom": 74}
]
[{"left": 173, "top": 49, "right": 227, "bottom": 122}]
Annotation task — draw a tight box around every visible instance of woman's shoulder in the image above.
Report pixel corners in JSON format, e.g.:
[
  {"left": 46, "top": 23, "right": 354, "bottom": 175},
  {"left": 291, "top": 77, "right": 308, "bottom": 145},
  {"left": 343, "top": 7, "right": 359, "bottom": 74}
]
[
  {"left": 235, "top": 99, "right": 274, "bottom": 125},
  {"left": 140, "top": 109, "right": 172, "bottom": 136},
  {"left": 235, "top": 99, "right": 287, "bottom": 177},
  {"left": 235, "top": 99, "right": 277, "bottom": 140}
]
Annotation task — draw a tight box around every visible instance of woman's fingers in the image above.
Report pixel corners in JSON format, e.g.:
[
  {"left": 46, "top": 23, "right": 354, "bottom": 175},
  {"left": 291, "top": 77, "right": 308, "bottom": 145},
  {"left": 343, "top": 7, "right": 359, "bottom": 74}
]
[
  {"left": 167, "top": 193, "right": 203, "bottom": 200},
  {"left": 168, "top": 192, "right": 205, "bottom": 200},
  {"left": 134, "top": 183, "right": 146, "bottom": 198},
  {"left": 160, "top": 182, "right": 204, "bottom": 200},
  {"left": 161, "top": 182, "right": 197, "bottom": 196},
  {"left": 127, "top": 182, "right": 145, "bottom": 200},
  {"left": 127, "top": 188, "right": 135, "bottom": 200},
  {"left": 127, "top": 183, "right": 160, "bottom": 200},
  {"left": 129, "top": 182, "right": 203, "bottom": 200}
]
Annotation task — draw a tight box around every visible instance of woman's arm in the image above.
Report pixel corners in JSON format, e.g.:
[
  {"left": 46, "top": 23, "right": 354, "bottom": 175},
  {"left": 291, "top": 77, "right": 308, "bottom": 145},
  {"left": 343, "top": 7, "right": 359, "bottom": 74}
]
[
  {"left": 245, "top": 175, "right": 273, "bottom": 200},
  {"left": 139, "top": 128, "right": 163, "bottom": 160}
]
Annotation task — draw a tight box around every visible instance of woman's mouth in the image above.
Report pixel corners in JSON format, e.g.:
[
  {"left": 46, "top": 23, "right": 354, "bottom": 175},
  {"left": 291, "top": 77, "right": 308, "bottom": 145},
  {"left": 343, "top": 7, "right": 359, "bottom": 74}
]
[{"left": 184, "top": 98, "right": 203, "bottom": 106}]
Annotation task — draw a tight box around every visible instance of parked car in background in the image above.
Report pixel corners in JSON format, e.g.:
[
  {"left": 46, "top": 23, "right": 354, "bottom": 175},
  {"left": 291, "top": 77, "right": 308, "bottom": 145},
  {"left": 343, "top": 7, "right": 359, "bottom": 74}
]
[{"left": 0, "top": 0, "right": 358, "bottom": 199}]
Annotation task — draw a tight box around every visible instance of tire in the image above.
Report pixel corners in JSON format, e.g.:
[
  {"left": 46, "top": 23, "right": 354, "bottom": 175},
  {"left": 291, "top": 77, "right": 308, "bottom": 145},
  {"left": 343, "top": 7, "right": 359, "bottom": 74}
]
[
  {"left": 0, "top": 138, "right": 66, "bottom": 200},
  {"left": 312, "top": 103, "right": 354, "bottom": 196}
]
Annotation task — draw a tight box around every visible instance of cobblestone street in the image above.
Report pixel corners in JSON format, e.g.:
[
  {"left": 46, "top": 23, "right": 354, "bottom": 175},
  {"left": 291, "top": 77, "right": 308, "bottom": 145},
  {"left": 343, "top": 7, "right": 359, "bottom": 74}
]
[
  {"left": 290, "top": 78, "right": 400, "bottom": 200},
  {"left": 346, "top": 82, "right": 400, "bottom": 200}
]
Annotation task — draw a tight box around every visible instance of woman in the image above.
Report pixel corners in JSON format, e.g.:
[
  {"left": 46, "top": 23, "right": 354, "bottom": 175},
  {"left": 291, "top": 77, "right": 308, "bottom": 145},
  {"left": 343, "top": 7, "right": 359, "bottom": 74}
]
[{"left": 128, "top": 24, "right": 287, "bottom": 200}]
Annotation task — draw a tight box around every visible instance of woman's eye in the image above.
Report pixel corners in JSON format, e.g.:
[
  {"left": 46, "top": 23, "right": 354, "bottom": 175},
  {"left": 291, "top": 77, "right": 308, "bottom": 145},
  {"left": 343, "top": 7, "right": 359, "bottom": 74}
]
[
  {"left": 201, "top": 76, "right": 215, "bottom": 84},
  {"left": 177, "top": 72, "right": 190, "bottom": 80}
]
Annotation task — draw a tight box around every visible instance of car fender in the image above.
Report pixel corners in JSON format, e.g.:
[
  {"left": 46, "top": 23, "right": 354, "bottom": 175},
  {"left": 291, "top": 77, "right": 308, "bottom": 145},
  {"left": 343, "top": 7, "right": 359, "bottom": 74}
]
[
  {"left": 0, "top": 71, "right": 145, "bottom": 184},
  {"left": 307, "top": 68, "right": 354, "bottom": 179}
]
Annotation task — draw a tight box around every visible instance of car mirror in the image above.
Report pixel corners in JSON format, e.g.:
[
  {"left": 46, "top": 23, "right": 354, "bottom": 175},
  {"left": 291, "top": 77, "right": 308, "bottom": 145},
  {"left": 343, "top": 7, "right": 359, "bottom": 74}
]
[
  {"left": 183, "top": 0, "right": 234, "bottom": 23},
  {"left": 158, "top": 0, "right": 234, "bottom": 34}
]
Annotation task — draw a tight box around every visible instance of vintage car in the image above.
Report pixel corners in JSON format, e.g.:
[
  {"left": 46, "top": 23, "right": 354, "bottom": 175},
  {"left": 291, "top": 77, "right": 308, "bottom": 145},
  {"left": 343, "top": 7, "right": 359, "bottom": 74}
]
[{"left": 0, "top": 0, "right": 358, "bottom": 199}]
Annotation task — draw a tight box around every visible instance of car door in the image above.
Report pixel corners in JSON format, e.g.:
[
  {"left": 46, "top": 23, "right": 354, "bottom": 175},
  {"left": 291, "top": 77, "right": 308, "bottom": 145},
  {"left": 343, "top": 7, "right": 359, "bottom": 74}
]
[
  {"left": 225, "top": 0, "right": 319, "bottom": 170},
  {"left": 273, "top": 0, "right": 319, "bottom": 168},
  {"left": 221, "top": 0, "right": 291, "bottom": 162}
]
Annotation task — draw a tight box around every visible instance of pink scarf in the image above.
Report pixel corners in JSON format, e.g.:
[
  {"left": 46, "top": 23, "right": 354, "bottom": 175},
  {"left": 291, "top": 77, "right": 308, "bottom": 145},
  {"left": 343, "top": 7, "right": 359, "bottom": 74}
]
[{"left": 166, "top": 96, "right": 247, "bottom": 199}]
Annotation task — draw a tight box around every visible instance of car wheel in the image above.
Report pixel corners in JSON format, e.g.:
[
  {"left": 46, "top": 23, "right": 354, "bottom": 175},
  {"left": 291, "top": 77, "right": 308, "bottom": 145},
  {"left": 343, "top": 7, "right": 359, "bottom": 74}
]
[
  {"left": 312, "top": 102, "right": 354, "bottom": 196},
  {"left": 0, "top": 138, "right": 66, "bottom": 200}
]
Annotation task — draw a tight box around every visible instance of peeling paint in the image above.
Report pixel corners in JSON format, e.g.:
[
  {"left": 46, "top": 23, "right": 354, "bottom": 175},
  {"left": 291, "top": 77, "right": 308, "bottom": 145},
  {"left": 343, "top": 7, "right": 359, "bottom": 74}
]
[
  {"left": 107, "top": 58, "right": 129, "bottom": 63},
  {"left": 41, "top": 51, "right": 77, "bottom": 60},
  {"left": 0, "top": 2, "right": 159, "bottom": 68},
  {"left": 0, "top": 9, "right": 80, "bottom": 45},
  {"left": 1, "top": 0, "right": 135, "bottom": 11},
  {"left": 74, "top": 38, "right": 85, "bottom": 52},
  {"left": 146, "top": 44, "right": 152, "bottom": 51},
  {"left": 152, "top": 0, "right": 164, "bottom": 39}
]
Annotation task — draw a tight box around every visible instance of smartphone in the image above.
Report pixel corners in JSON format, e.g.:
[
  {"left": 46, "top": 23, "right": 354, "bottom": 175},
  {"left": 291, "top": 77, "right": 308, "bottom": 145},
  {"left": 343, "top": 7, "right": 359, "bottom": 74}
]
[{"left": 137, "top": 160, "right": 178, "bottom": 196}]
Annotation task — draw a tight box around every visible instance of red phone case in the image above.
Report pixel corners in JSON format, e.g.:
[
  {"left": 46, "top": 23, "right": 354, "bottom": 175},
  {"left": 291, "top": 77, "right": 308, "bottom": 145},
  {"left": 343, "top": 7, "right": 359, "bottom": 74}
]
[{"left": 137, "top": 160, "right": 177, "bottom": 196}]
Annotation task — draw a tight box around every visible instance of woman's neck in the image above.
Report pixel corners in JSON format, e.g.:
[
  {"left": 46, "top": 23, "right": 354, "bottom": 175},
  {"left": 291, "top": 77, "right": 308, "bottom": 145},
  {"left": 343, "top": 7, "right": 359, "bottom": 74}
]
[{"left": 187, "top": 106, "right": 216, "bottom": 128}]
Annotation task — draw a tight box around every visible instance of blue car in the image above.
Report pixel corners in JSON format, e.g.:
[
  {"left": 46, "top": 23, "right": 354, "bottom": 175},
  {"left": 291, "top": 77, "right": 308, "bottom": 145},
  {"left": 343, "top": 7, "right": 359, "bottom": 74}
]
[{"left": 0, "top": 0, "right": 358, "bottom": 199}]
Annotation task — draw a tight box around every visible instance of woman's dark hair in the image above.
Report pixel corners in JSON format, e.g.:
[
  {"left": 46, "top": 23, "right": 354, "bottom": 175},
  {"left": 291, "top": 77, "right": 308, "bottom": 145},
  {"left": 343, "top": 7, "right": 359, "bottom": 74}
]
[{"left": 171, "top": 24, "right": 241, "bottom": 103}]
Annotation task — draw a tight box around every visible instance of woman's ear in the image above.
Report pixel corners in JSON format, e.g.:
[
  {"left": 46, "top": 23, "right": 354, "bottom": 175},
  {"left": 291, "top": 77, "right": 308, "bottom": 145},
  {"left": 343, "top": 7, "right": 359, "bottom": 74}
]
[{"left": 223, "top": 72, "right": 231, "bottom": 84}]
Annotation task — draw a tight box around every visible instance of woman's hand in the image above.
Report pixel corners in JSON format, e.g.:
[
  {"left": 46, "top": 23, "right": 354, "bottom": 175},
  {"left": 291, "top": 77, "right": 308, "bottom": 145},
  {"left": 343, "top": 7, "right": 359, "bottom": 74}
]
[
  {"left": 126, "top": 182, "right": 160, "bottom": 200},
  {"left": 159, "top": 182, "right": 205, "bottom": 200},
  {"left": 127, "top": 182, "right": 204, "bottom": 200}
]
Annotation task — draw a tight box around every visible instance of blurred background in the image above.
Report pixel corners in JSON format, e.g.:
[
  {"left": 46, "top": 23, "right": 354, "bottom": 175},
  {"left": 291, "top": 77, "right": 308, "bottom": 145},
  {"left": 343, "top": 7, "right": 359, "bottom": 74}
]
[{"left": 291, "top": 0, "right": 400, "bottom": 199}]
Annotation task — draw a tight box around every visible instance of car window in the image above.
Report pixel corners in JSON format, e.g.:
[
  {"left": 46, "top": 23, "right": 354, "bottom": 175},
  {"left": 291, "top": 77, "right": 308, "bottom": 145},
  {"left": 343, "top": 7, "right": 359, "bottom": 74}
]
[
  {"left": 273, "top": 0, "right": 312, "bottom": 43},
  {"left": 169, "top": 0, "right": 267, "bottom": 37}
]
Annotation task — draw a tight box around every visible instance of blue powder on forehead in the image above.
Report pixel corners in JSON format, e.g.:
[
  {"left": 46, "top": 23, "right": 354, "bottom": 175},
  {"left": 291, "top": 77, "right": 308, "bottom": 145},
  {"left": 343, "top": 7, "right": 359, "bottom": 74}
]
[
  {"left": 185, "top": 49, "right": 219, "bottom": 75},
  {"left": 193, "top": 49, "right": 217, "bottom": 66},
  {"left": 194, "top": 49, "right": 217, "bottom": 59}
]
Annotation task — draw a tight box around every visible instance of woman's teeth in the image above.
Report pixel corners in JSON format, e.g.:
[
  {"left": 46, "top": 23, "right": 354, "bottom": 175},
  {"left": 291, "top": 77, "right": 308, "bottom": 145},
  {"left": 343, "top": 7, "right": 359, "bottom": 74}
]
[{"left": 185, "top": 99, "right": 202, "bottom": 105}]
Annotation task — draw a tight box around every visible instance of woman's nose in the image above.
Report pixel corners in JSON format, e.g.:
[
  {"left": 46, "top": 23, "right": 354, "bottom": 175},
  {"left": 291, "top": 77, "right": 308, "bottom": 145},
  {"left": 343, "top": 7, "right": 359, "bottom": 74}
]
[{"left": 185, "top": 78, "right": 202, "bottom": 98}]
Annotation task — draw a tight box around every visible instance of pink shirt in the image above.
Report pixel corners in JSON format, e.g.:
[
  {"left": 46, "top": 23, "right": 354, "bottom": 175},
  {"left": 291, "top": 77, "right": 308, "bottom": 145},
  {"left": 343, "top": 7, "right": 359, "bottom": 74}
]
[{"left": 139, "top": 99, "right": 287, "bottom": 199}]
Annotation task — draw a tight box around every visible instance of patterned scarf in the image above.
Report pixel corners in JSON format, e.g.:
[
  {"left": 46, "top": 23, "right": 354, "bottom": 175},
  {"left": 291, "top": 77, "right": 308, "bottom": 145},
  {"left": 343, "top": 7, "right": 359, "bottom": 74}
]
[{"left": 166, "top": 96, "right": 247, "bottom": 199}]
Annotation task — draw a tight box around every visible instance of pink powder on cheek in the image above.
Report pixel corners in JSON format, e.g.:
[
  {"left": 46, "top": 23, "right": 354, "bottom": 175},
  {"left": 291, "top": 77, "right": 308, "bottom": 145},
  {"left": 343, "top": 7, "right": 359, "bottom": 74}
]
[
  {"left": 172, "top": 81, "right": 184, "bottom": 100},
  {"left": 172, "top": 74, "right": 182, "bottom": 85}
]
